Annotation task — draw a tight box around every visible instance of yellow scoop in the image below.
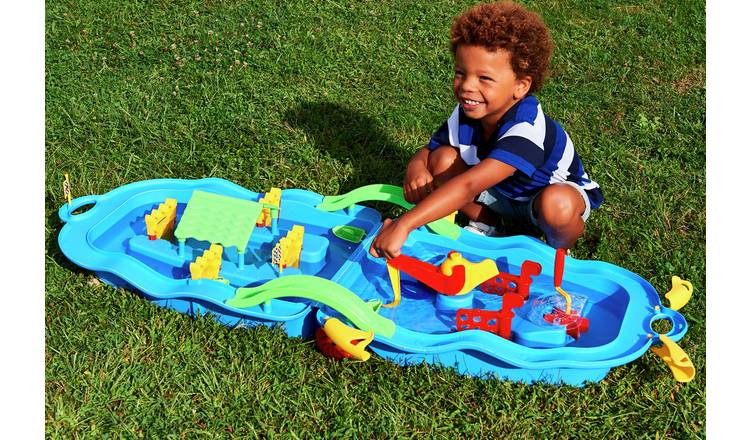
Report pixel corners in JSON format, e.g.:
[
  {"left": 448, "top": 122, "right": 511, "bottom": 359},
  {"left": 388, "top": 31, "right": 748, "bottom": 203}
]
[
  {"left": 322, "top": 317, "right": 374, "bottom": 361},
  {"left": 650, "top": 334, "right": 695, "bottom": 383},
  {"left": 665, "top": 276, "right": 693, "bottom": 311}
]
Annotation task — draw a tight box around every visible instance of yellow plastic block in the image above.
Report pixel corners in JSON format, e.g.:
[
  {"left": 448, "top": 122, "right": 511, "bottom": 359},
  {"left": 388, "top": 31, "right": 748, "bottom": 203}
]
[
  {"left": 190, "top": 244, "right": 223, "bottom": 280},
  {"left": 440, "top": 251, "right": 499, "bottom": 295},
  {"left": 145, "top": 198, "right": 177, "bottom": 240},
  {"left": 289, "top": 225, "right": 305, "bottom": 268},
  {"left": 257, "top": 187, "right": 282, "bottom": 227},
  {"left": 271, "top": 225, "right": 305, "bottom": 270}
]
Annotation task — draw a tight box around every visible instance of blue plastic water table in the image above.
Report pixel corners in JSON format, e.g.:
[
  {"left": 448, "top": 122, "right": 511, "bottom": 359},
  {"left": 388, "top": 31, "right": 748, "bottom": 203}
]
[{"left": 57, "top": 178, "right": 694, "bottom": 385}]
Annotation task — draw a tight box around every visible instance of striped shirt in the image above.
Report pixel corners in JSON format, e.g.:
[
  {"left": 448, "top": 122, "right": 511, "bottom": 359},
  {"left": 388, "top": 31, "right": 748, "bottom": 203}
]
[{"left": 427, "top": 95, "right": 604, "bottom": 209}]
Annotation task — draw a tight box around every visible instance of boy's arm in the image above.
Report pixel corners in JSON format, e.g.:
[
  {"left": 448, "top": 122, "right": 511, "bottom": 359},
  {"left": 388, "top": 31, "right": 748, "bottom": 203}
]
[
  {"left": 370, "top": 158, "right": 516, "bottom": 259},
  {"left": 403, "top": 146, "right": 434, "bottom": 203}
]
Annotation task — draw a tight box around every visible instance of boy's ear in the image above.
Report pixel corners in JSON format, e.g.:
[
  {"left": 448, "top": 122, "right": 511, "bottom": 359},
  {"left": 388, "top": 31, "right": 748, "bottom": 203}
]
[{"left": 514, "top": 75, "right": 533, "bottom": 99}]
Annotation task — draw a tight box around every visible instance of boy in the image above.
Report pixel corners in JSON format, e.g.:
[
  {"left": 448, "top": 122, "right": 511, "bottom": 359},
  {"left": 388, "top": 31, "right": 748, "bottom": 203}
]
[{"left": 370, "top": 1, "right": 603, "bottom": 259}]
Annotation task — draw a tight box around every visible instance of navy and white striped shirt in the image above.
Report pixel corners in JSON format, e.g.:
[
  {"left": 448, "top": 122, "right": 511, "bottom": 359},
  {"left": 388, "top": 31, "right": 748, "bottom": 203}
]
[{"left": 427, "top": 95, "right": 604, "bottom": 209}]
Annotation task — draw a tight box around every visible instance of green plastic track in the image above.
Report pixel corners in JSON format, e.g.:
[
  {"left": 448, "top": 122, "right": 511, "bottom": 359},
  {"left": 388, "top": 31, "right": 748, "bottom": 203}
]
[
  {"left": 227, "top": 275, "right": 396, "bottom": 337},
  {"left": 316, "top": 184, "right": 461, "bottom": 239}
]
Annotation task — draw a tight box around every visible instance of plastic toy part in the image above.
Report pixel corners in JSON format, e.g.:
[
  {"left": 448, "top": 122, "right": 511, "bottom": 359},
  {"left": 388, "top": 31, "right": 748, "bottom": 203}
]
[
  {"left": 145, "top": 198, "right": 177, "bottom": 240},
  {"left": 316, "top": 184, "right": 461, "bottom": 239},
  {"left": 257, "top": 187, "right": 281, "bottom": 227},
  {"left": 439, "top": 251, "right": 499, "bottom": 295},
  {"left": 320, "top": 317, "right": 374, "bottom": 361},
  {"left": 554, "top": 248, "right": 572, "bottom": 314},
  {"left": 227, "top": 275, "right": 396, "bottom": 337},
  {"left": 190, "top": 244, "right": 223, "bottom": 280},
  {"left": 543, "top": 308, "right": 590, "bottom": 339},
  {"left": 383, "top": 263, "right": 401, "bottom": 308},
  {"left": 174, "top": 190, "right": 263, "bottom": 270},
  {"left": 650, "top": 334, "right": 695, "bottom": 383},
  {"left": 479, "top": 260, "right": 542, "bottom": 299},
  {"left": 456, "top": 293, "right": 525, "bottom": 339},
  {"left": 331, "top": 225, "right": 366, "bottom": 243},
  {"left": 316, "top": 327, "right": 351, "bottom": 360},
  {"left": 387, "top": 253, "right": 466, "bottom": 295},
  {"left": 528, "top": 293, "right": 590, "bottom": 339},
  {"left": 665, "top": 276, "right": 693, "bottom": 311},
  {"left": 63, "top": 173, "right": 72, "bottom": 206},
  {"left": 271, "top": 225, "right": 304, "bottom": 272}
]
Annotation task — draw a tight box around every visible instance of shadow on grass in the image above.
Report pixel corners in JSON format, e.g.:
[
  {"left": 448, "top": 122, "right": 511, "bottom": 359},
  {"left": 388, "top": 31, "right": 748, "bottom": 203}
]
[{"left": 284, "top": 101, "right": 411, "bottom": 192}]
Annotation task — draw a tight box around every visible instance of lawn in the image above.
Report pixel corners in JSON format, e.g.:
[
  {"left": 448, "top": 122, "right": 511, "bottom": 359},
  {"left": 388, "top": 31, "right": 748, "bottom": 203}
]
[{"left": 45, "top": 0, "right": 705, "bottom": 438}]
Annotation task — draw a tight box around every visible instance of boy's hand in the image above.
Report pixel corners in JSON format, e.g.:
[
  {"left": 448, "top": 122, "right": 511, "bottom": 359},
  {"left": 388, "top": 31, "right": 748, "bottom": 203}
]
[
  {"left": 403, "top": 161, "right": 435, "bottom": 204},
  {"left": 369, "top": 218, "right": 411, "bottom": 260}
]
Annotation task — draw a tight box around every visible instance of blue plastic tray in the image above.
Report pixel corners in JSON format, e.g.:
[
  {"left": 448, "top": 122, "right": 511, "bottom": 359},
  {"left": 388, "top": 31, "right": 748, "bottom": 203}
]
[
  {"left": 57, "top": 178, "right": 381, "bottom": 337},
  {"left": 58, "top": 178, "right": 689, "bottom": 385},
  {"left": 317, "top": 228, "right": 687, "bottom": 385}
]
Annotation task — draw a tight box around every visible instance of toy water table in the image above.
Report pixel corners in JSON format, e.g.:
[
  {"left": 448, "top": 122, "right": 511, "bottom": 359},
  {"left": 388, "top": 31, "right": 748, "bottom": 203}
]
[
  {"left": 58, "top": 179, "right": 695, "bottom": 385},
  {"left": 58, "top": 178, "right": 383, "bottom": 336}
]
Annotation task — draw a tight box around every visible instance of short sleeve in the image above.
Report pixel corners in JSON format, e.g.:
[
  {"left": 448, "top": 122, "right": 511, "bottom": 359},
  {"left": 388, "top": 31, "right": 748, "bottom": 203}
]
[
  {"left": 487, "top": 135, "right": 544, "bottom": 177},
  {"left": 427, "top": 121, "right": 450, "bottom": 150}
]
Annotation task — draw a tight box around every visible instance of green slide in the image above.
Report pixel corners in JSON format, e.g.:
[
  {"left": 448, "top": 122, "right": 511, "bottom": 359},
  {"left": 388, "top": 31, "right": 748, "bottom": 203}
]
[
  {"left": 226, "top": 275, "right": 396, "bottom": 337},
  {"left": 316, "top": 184, "right": 461, "bottom": 240}
]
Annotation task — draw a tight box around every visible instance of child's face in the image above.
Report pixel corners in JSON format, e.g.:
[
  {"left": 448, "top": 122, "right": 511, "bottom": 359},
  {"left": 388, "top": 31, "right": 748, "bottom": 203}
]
[{"left": 453, "top": 44, "right": 531, "bottom": 130}]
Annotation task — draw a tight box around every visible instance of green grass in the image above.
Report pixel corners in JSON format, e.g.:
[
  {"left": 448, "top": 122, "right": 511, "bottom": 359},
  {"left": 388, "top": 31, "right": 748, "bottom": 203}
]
[{"left": 46, "top": 0, "right": 705, "bottom": 437}]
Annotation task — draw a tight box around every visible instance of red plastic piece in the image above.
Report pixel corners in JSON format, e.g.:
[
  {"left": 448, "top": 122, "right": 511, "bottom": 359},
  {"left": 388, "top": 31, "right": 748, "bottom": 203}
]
[
  {"left": 148, "top": 234, "right": 156, "bottom": 241},
  {"left": 387, "top": 253, "right": 466, "bottom": 295},
  {"left": 543, "top": 309, "right": 590, "bottom": 339},
  {"left": 315, "top": 327, "right": 366, "bottom": 360},
  {"left": 456, "top": 292, "right": 526, "bottom": 340},
  {"left": 554, "top": 248, "right": 566, "bottom": 287},
  {"left": 456, "top": 309, "right": 503, "bottom": 334},
  {"left": 479, "top": 260, "right": 542, "bottom": 299}
]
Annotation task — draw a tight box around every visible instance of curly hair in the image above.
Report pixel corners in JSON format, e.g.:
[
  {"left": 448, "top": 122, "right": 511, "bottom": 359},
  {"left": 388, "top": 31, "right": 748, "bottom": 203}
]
[{"left": 450, "top": 2, "right": 553, "bottom": 94}]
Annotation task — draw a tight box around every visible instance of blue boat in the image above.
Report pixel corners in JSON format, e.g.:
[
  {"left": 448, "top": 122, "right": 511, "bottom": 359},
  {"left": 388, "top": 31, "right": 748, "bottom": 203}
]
[{"left": 57, "top": 178, "right": 695, "bottom": 386}]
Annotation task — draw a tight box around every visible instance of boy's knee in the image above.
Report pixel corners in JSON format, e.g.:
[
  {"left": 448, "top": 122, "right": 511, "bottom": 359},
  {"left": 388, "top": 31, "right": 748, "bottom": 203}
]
[
  {"left": 535, "top": 184, "right": 585, "bottom": 228},
  {"left": 427, "top": 145, "right": 462, "bottom": 175}
]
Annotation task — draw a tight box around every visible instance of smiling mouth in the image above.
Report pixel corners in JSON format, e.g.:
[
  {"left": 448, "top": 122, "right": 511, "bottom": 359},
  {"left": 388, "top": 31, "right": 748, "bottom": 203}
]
[{"left": 461, "top": 99, "right": 483, "bottom": 106}]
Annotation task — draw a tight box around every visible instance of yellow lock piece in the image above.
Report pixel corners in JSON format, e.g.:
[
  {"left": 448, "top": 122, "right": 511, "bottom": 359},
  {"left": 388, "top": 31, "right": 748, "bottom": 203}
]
[
  {"left": 323, "top": 317, "right": 374, "bottom": 361},
  {"left": 383, "top": 263, "right": 401, "bottom": 308},
  {"left": 665, "top": 276, "right": 693, "bottom": 311},
  {"left": 439, "top": 251, "right": 499, "bottom": 295},
  {"left": 650, "top": 333, "right": 695, "bottom": 383}
]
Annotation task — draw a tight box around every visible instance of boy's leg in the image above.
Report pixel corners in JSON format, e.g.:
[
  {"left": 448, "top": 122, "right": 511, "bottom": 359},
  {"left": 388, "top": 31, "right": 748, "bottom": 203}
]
[
  {"left": 533, "top": 183, "right": 589, "bottom": 249},
  {"left": 427, "top": 146, "right": 500, "bottom": 226}
]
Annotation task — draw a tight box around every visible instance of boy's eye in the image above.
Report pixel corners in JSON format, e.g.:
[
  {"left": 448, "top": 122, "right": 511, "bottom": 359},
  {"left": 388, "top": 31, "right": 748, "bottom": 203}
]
[
  {"left": 454, "top": 70, "right": 464, "bottom": 77},
  {"left": 480, "top": 76, "right": 494, "bottom": 82}
]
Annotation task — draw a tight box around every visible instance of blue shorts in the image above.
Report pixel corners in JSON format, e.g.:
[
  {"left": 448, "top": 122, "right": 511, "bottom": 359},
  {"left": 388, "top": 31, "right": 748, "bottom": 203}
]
[{"left": 476, "top": 182, "right": 592, "bottom": 226}]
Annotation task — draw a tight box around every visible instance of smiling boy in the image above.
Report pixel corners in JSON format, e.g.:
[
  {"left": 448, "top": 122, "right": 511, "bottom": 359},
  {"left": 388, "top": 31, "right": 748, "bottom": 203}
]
[{"left": 370, "top": 1, "right": 603, "bottom": 259}]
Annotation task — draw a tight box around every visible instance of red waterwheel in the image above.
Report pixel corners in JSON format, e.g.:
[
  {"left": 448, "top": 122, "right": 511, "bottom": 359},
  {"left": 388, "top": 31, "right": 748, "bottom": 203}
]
[{"left": 315, "top": 327, "right": 355, "bottom": 360}]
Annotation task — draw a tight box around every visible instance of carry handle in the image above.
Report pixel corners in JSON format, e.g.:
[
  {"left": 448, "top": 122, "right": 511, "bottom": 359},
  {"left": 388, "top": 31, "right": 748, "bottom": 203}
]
[
  {"left": 648, "top": 308, "right": 688, "bottom": 340},
  {"left": 58, "top": 195, "right": 100, "bottom": 223},
  {"left": 647, "top": 308, "right": 694, "bottom": 382}
]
